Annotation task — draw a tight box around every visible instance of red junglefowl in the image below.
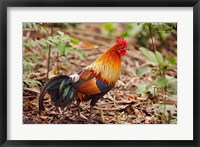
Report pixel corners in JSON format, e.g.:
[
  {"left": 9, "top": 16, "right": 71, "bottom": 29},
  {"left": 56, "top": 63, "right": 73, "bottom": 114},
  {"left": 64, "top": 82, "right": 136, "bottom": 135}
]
[{"left": 39, "top": 38, "right": 128, "bottom": 122}]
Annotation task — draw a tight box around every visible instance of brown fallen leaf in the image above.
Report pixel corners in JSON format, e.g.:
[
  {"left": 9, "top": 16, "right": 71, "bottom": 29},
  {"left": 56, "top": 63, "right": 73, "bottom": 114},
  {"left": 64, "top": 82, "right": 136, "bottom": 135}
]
[
  {"left": 39, "top": 115, "right": 48, "bottom": 120},
  {"left": 133, "top": 108, "right": 145, "bottom": 119},
  {"left": 80, "top": 113, "right": 88, "bottom": 120}
]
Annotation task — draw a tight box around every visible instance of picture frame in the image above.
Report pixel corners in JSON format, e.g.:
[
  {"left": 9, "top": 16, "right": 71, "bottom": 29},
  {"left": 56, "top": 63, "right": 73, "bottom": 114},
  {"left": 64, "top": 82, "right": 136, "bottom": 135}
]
[{"left": 0, "top": 0, "right": 199, "bottom": 146}]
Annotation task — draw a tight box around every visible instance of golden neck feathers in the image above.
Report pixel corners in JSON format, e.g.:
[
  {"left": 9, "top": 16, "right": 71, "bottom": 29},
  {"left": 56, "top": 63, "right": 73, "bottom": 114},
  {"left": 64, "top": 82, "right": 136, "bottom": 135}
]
[{"left": 86, "top": 45, "right": 122, "bottom": 86}]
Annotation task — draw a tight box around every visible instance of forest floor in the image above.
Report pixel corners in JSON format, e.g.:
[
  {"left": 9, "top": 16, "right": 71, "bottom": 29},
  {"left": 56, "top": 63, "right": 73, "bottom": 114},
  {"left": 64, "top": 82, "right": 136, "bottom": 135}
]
[{"left": 23, "top": 23, "right": 177, "bottom": 124}]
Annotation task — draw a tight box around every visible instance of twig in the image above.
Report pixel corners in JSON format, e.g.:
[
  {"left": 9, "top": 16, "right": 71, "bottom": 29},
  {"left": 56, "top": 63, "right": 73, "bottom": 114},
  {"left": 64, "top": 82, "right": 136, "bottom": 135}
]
[
  {"left": 105, "top": 92, "right": 115, "bottom": 103},
  {"left": 100, "top": 109, "right": 105, "bottom": 123},
  {"left": 56, "top": 52, "right": 59, "bottom": 74},
  {"left": 97, "top": 100, "right": 135, "bottom": 105},
  {"left": 163, "top": 87, "right": 166, "bottom": 115},
  {"left": 117, "top": 80, "right": 125, "bottom": 86},
  {"left": 167, "top": 111, "right": 172, "bottom": 124},
  {"left": 23, "top": 95, "right": 37, "bottom": 99},
  {"left": 46, "top": 106, "right": 56, "bottom": 111},
  {"left": 46, "top": 23, "right": 53, "bottom": 79},
  {"left": 153, "top": 86, "right": 157, "bottom": 103},
  {"left": 148, "top": 24, "right": 157, "bottom": 52},
  {"left": 84, "top": 105, "right": 126, "bottom": 111},
  {"left": 57, "top": 107, "right": 62, "bottom": 114},
  {"left": 97, "top": 107, "right": 125, "bottom": 111},
  {"left": 23, "top": 87, "right": 40, "bottom": 94},
  {"left": 33, "top": 76, "right": 47, "bottom": 82}
]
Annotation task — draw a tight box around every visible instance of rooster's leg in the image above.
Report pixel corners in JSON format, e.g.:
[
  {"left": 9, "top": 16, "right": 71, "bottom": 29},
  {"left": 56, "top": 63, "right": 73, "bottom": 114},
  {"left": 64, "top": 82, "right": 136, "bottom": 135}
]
[
  {"left": 89, "top": 98, "right": 99, "bottom": 123},
  {"left": 77, "top": 100, "right": 80, "bottom": 117},
  {"left": 75, "top": 100, "right": 81, "bottom": 123},
  {"left": 88, "top": 105, "right": 93, "bottom": 122}
]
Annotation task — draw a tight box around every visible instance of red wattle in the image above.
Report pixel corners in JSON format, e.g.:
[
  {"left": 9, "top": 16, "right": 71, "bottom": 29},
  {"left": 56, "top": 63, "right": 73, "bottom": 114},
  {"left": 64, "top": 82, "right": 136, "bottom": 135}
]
[{"left": 120, "top": 50, "right": 126, "bottom": 56}]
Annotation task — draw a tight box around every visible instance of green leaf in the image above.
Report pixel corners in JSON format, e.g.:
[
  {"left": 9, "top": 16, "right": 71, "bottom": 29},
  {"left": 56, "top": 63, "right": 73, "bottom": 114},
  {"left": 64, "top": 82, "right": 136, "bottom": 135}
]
[
  {"left": 32, "top": 23, "right": 39, "bottom": 32},
  {"left": 35, "top": 39, "right": 47, "bottom": 47},
  {"left": 57, "top": 41, "right": 66, "bottom": 56},
  {"left": 121, "top": 31, "right": 129, "bottom": 38},
  {"left": 103, "top": 23, "right": 117, "bottom": 31},
  {"left": 23, "top": 79, "right": 42, "bottom": 87},
  {"left": 167, "top": 82, "right": 177, "bottom": 94},
  {"left": 48, "top": 36, "right": 59, "bottom": 44},
  {"left": 121, "top": 23, "right": 143, "bottom": 38},
  {"left": 68, "top": 48, "right": 86, "bottom": 60},
  {"left": 158, "top": 104, "right": 176, "bottom": 114},
  {"left": 102, "top": 23, "right": 117, "bottom": 36},
  {"left": 155, "top": 51, "right": 164, "bottom": 65},
  {"left": 136, "top": 82, "right": 157, "bottom": 96},
  {"left": 171, "top": 82, "right": 177, "bottom": 94},
  {"left": 165, "top": 75, "right": 177, "bottom": 94},
  {"left": 167, "top": 57, "right": 177, "bottom": 65},
  {"left": 139, "top": 47, "right": 158, "bottom": 64},
  {"left": 41, "top": 26, "right": 48, "bottom": 36},
  {"left": 41, "top": 38, "right": 54, "bottom": 46},
  {"left": 57, "top": 31, "right": 64, "bottom": 36},
  {"left": 27, "top": 23, "right": 33, "bottom": 29},
  {"left": 165, "top": 75, "right": 177, "bottom": 82},
  {"left": 70, "top": 37, "right": 79, "bottom": 45},
  {"left": 136, "top": 84, "right": 148, "bottom": 94},
  {"left": 154, "top": 77, "right": 168, "bottom": 87},
  {"left": 23, "top": 61, "right": 34, "bottom": 70},
  {"left": 153, "top": 104, "right": 177, "bottom": 115},
  {"left": 136, "top": 66, "right": 152, "bottom": 76}
]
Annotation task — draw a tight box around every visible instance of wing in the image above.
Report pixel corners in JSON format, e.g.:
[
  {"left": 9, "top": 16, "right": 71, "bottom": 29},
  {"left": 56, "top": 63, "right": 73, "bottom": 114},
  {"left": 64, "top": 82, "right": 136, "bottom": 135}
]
[{"left": 73, "top": 70, "right": 113, "bottom": 96}]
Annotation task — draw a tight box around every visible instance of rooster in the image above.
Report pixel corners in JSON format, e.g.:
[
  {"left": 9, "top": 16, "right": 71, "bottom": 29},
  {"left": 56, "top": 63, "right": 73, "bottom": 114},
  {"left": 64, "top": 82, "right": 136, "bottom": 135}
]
[{"left": 39, "top": 38, "right": 128, "bottom": 122}]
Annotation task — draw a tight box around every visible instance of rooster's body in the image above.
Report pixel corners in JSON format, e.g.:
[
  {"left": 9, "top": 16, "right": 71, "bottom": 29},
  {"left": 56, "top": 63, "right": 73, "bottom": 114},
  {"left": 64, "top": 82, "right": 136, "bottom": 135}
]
[{"left": 39, "top": 38, "right": 128, "bottom": 122}]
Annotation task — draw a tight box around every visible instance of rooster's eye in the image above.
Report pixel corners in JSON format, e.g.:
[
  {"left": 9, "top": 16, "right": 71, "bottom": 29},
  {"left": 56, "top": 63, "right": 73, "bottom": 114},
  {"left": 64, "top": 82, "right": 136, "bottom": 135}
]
[{"left": 118, "top": 46, "right": 124, "bottom": 51}]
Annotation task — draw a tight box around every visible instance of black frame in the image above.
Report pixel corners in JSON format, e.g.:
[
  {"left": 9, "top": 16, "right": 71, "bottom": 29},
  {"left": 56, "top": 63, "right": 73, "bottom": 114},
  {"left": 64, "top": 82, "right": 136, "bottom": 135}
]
[{"left": 0, "top": 0, "right": 199, "bottom": 146}]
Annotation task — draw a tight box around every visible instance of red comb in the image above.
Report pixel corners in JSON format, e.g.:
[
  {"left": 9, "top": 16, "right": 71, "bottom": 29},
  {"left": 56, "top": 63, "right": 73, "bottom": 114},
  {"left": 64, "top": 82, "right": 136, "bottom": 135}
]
[{"left": 116, "top": 38, "right": 127, "bottom": 48}]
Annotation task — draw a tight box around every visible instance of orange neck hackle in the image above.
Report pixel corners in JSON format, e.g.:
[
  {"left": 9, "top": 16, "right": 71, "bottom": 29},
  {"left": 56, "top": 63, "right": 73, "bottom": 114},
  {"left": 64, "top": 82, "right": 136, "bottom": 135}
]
[
  {"left": 86, "top": 38, "right": 128, "bottom": 85},
  {"left": 86, "top": 44, "right": 122, "bottom": 86}
]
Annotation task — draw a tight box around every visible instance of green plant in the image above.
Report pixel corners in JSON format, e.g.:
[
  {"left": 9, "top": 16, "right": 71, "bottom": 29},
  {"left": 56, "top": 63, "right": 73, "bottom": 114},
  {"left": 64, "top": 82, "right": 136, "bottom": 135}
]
[
  {"left": 23, "top": 23, "right": 86, "bottom": 79},
  {"left": 135, "top": 47, "right": 177, "bottom": 118},
  {"left": 102, "top": 23, "right": 117, "bottom": 36},
  {"left": 23, "top": 23, "right": 48, "bottom": 36},
  {"left": 55, "top": 31, "right": 85, "bottom": 59},
  {"left": 135, "top": 23, "right": 177, "bottom": 123},
  {"left": 23, "top": 54, "right": 42, "bottom": 87},
  {"left": 136, "top": 23, "right": 177, "bottom": 48},
  {"left": 120, "top": 23, "right": 143, "bottom": 38},
  {"left": 145, "top": 23, "right": 175, "bottom": 41},
  {"left": 153, "top": 103, "right": 177, "bottom": 124}
]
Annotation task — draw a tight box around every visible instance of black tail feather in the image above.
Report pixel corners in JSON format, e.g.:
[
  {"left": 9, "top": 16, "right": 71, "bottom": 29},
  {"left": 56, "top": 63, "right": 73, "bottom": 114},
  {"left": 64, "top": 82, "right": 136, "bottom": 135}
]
[{"left": 39, "top": 75, "right": 70, "bottom": 112}]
